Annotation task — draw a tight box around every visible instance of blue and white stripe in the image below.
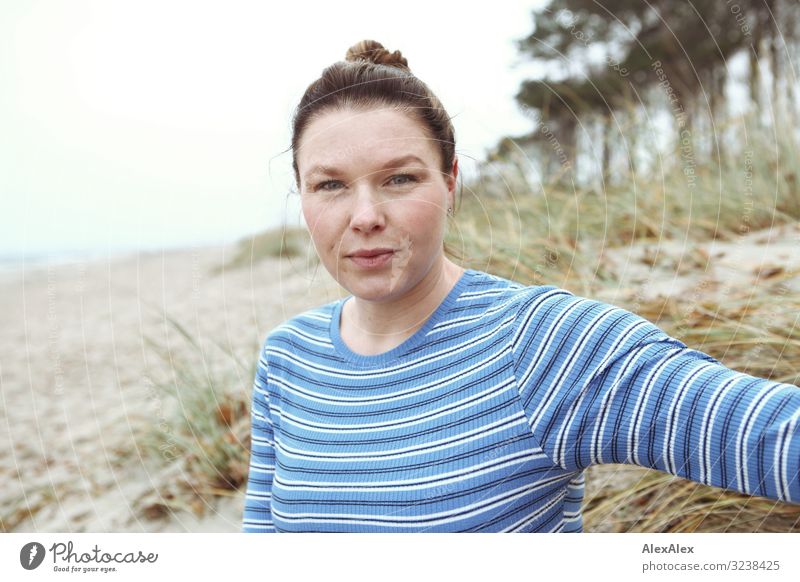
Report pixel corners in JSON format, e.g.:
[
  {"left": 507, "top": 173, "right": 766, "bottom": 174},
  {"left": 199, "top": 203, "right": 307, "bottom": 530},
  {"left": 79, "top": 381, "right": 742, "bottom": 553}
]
[{"left": 243, "top": 269, "right": 800, "bottom": 532}]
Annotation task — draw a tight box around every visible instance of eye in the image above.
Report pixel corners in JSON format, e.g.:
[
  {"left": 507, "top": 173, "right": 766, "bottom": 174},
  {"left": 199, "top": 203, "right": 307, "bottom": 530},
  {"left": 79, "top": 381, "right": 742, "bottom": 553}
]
[
  {"left": 315, "top": 180, "right": 344, "bottom": 192},
  {"left": 388, "top": 174, "right": 418, "bottom": 186}
]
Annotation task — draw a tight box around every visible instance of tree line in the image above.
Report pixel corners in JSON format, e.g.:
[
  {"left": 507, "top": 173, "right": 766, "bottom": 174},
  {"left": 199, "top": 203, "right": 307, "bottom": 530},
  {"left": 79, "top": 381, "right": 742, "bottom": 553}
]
[{"left": 490, "top": 0, "right": 799, "bottom": 184}]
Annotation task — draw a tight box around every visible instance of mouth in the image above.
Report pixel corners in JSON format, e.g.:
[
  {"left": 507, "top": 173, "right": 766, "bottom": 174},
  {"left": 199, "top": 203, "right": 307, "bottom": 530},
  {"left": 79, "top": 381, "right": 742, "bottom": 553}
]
[{"left": 346, "top": 249, "right": 395, "bottom": 268}]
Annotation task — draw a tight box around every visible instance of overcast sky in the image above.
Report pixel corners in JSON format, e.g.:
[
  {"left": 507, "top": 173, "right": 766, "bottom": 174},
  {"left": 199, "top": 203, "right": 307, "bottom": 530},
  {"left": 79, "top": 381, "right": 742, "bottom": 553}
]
[{"left": 1, "top": 0, "right": 549, "bottom": 257}]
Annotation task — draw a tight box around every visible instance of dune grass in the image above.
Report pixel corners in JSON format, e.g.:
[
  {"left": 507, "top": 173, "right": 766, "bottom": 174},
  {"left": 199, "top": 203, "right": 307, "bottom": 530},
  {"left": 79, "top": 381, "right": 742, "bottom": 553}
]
[
  {"left": 583, "top": 465, "right": 800, "bottom": 532},
  {"left": 448, "top": 112, "right": 800, "bottom": 298},
  {"left": 213, "top": 225, "right": 315, "bottom": 274},
  {"left": 136, "top": 316, "right": 254, "bottom": 519}
]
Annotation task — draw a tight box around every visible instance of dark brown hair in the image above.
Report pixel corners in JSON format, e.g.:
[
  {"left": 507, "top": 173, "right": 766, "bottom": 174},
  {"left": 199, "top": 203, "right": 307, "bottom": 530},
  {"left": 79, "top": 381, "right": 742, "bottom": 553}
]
[{"left": 290, "top": 40, "right": 457, "bottom": 195}]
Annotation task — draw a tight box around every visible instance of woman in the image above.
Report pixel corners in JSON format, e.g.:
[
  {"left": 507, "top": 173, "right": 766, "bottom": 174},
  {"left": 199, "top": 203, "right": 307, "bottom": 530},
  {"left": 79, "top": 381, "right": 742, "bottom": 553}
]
[{"left": 242, "top": 40, "right": 800, "bottom": 532}]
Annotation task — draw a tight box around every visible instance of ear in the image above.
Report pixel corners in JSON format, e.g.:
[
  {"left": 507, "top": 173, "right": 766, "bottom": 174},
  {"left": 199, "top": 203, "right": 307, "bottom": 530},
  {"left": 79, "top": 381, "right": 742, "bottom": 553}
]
[{"left": 447, "top": 156, "right": 458, "bottom": 202}]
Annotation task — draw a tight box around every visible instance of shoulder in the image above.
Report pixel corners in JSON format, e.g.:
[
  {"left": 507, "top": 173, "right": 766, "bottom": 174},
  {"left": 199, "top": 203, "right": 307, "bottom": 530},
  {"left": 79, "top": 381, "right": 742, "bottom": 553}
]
[
  {"left": 258, "top": 299, "right": 340, "bottom": 356},
  {"left": 464, "top": 269, "right": 576, "bottom": 317},
  {"left": 469, "top": 270, "right": 675, "bottom": 348},
  {"left": 510, "top": 288, "right": 675, "bottom": 355}
]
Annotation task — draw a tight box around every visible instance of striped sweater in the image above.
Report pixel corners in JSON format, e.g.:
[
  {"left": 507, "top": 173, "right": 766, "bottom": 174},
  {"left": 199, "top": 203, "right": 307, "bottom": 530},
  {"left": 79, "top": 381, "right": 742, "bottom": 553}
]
[{"left": 242, "top": 268, "right": 800, "bottom": 532}]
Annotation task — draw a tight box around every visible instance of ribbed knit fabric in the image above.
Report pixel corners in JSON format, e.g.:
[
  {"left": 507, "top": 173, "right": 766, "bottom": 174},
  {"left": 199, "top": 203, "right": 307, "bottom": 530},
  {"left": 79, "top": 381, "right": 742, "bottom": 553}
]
[{"left": 242, "top": 268, "right": 800, "bottom": 532}]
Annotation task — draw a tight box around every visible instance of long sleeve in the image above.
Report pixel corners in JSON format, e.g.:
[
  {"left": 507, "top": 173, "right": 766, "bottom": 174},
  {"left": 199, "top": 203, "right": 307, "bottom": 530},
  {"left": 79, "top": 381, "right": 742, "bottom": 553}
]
[
  {"left": 509, "top": 288, "right": 800, "bottom": 503},
  {"left": 242, "top": 342, "right": 278, "bottom": 532}
]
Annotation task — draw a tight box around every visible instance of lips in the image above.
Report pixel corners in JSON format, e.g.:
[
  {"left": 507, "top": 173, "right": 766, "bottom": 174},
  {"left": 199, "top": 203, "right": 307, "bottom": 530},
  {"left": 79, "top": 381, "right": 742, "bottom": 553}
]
[
  {"left": 348, "top": 248, "right": 395, "bottom": 258},
  {"left": 346, "top": 248, "right": 395, "bottom": 269}
]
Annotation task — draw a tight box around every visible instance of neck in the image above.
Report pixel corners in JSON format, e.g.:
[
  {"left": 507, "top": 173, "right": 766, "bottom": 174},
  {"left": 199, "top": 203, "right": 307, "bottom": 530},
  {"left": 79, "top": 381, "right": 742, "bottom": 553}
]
[{"left": 343, "top": 258, "right": 465, "bottom": 352}]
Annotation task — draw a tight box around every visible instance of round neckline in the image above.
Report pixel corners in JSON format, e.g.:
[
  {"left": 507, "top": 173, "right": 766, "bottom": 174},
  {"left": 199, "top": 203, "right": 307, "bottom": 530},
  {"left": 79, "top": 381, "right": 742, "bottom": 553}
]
[{"left": 330, "top": 269, "right": 477, "bottom": 368}]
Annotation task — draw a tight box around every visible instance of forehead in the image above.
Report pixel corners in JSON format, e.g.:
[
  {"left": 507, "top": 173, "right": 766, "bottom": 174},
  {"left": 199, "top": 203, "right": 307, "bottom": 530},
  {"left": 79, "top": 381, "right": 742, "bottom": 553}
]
[{"left": 296, "top": 107, "right": 438, "bottom": 174}]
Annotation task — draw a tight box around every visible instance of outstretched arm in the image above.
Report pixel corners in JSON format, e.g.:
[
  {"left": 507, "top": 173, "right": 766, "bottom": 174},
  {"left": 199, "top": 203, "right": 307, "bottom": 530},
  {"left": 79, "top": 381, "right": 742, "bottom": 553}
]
[{"left": 510, "top": 289, "right": 800, "bottom": 503}]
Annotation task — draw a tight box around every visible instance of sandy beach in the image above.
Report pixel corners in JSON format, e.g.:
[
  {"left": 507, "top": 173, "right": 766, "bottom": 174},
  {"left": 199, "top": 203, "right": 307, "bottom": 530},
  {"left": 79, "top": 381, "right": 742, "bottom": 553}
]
[
  {"left": 2, "top": 223, "right": 798, "bottom": 532},
  {"left": 1, "top": 242, "right": 342, "bottom": 532}
]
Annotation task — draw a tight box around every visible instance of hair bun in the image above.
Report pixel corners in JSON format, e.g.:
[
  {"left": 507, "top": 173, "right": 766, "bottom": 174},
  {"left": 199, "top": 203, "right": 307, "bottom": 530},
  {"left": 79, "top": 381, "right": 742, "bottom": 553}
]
[{"left": 345, "top": 40, "right": 410, "bottom": 72}]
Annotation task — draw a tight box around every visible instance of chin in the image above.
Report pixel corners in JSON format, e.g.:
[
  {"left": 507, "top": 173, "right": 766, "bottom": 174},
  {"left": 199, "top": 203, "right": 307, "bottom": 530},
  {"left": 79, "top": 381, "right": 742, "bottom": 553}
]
[{"left": 345, "top": 274, "right": 408, "bottom": 302}]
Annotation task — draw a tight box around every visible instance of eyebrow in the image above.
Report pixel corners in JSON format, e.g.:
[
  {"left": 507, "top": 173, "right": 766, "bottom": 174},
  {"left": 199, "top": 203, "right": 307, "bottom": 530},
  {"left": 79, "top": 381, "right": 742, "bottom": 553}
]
[{"left": 302, "top": 154, "right": 428, "bottom": 183}]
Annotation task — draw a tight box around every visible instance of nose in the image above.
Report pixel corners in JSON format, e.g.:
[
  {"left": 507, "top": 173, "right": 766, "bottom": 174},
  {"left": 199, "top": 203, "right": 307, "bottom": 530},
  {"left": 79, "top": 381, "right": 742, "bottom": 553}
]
[{"left": 348, "top": 184, "right": 386, "bottom": 233}]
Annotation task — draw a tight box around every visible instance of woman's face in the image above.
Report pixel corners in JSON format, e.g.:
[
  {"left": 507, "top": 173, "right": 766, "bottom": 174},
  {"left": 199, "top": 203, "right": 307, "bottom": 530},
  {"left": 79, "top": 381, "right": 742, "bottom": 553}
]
[{"left": 297, "top": 106, "right": 457, "bottom": 303}]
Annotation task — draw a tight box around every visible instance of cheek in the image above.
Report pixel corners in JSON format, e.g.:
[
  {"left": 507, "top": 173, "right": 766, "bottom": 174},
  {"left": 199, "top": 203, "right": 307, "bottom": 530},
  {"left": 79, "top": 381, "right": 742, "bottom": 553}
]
[
  {"left": 302, "top": 199, "right": 340, "bottom": 250},
  {"left": 300, "top": 196, "right": 316, "bottom": 224},
  {"left": 398, "top": 198, "right": 446, "bottom": 232},
  {"left": 302, "top": 198, "right": 326, "bottom": 231}
]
